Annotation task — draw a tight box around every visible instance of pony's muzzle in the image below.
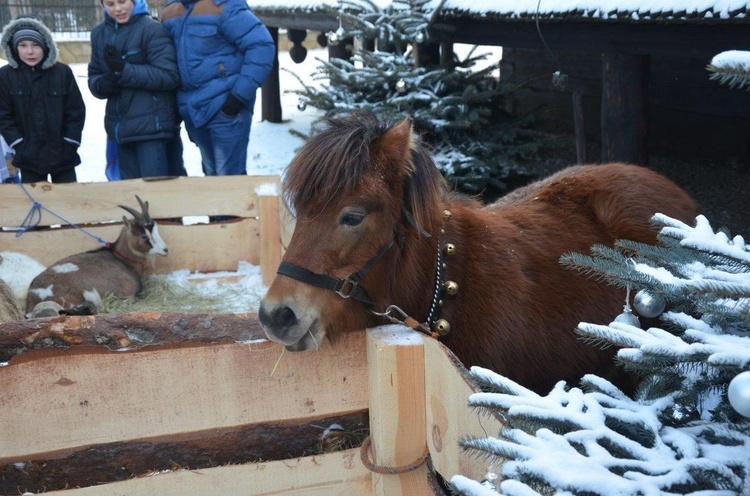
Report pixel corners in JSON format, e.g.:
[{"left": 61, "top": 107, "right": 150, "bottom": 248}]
[{"left": 258, "top": 301, "right": 300, "bottom": 345}]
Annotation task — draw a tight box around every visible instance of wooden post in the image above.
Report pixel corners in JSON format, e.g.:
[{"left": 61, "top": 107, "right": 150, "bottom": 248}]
[
  {"left": 572, "top": 91, "right": 587, "bottom": 164},
  {"left": 261, "top": 26, "right": 283, "bottom": 123},
  {"left": 601, "top": 52, "right": 649, "bottom": 165},
  {"left": 259, "top": 190, "right": 282, "bottom": 286},
  {"left": 366, "top": 326, "right": 432, "bottom": 495}
]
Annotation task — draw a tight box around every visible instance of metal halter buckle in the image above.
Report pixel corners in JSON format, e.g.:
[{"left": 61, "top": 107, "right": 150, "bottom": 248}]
[{"left": 336, "top": 276, "right": 358, "bottom": 298}]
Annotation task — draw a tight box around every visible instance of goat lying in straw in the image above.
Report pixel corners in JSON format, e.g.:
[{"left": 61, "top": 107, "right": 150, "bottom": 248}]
[{"left": 25, "top": 196, "right": 168, "bottom": 318}]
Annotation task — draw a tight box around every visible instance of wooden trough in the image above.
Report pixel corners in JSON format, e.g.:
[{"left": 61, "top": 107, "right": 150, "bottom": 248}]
[{"left": 0, "top": 178, "right": 501, "bottom": 494}]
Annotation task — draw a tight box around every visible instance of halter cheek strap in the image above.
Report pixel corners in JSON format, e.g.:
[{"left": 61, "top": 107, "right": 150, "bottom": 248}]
[{"left": 276, "top": 235, "right": 395, "bottom": 307}]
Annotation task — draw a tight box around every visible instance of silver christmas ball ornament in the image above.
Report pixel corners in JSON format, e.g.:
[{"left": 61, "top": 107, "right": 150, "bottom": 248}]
[
  {"left": 395, "top": 78, "right": 406, "bottom": 93},
  {"left": 297, "top": 99, "right": 307, "bottom": 111},
  {"left": 633, "top": 289, "right": 666, "bottom": 318},
  {"left": 327, "top": 30, "right": 340, "bottom": 46},
  {"left": 728, "top": 371, "right": 750, "bottom": 418},
  {"left": 415, "top": 31, "right": 425, "bottom": 43},
  {"left": 613, "top": 306, "right": 641, "bottom": 327}
]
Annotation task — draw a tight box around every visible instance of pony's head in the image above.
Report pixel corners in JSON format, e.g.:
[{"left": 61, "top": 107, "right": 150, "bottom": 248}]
[{"left": 259, "top": 113, "right": 445, "bottom": 351}]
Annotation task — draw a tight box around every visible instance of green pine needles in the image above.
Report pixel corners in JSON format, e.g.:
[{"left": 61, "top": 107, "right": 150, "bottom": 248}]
[{"left": 286, "top": 0, "right": 550, "bottom": 199}]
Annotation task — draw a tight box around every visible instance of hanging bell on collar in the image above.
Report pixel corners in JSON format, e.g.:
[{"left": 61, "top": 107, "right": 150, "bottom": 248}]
[{"left": 433, "top": 319, "right": 451, "bottom": 337}]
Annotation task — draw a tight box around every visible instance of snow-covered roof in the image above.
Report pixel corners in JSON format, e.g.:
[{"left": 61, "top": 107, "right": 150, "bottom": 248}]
[
  {"left": 248, "top": 0, "right": 750, "bottom": 23},
  {"left": 429, "top": 0, "right": 750, "bottom": 22}
]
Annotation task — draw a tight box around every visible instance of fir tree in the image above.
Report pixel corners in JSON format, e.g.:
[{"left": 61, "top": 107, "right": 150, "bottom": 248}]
[
  {"left": 451, "top": 214, "right": 750, "bottom": 495},
  {"left": 287, "top": 0, "right": 549, "bottom": 198}
]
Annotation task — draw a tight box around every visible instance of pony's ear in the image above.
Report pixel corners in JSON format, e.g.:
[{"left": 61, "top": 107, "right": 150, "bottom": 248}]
[{"left": 376, "top": 118, "right": 414, "bottom": 177}]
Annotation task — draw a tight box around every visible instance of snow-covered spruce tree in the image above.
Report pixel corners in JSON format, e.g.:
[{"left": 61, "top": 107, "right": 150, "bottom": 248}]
[
  {"left": 287, "top": 0, "right": 548, "bottom": 198},
  {"left": 451, "top": 213, "right": 750, "bottom": 495}
]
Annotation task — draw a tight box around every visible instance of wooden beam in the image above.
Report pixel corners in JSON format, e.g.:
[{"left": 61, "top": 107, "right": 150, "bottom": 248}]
[
  {"left": 429, "top": 20, "right": 750, "bottom": 58},
  {"left": 424, "top": 338, "right": 503, "bottom": 483},
  {"left": 0, "top": 312, "right": 266, "bottom": 361},
  {"left": 43, "top": 448, "right": 372, "bottom": 496},
  {"left": 2, "top": 410, "right": 369, "bottom": 493},
  {"left": 0, "top": 176, "right": 280, "bottom": 226},
  {"left": 601, "top": 52, "right": 650, "bottom": 164},
  {"left": 259, "top": 193, "right": 282, "bottom": 286},
  {"left": 0, "top": 330, "right": 368, "bottom": 463},
  {"left": 0, "top": 219, "right": 261, "bottom": 272},
  {"left": 366, "top": 326, "right": 432, "bottom": 495}
]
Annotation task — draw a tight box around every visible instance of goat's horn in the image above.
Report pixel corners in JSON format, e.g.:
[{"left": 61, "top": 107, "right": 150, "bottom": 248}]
[
  {"left": 119, "top": 204, "right": 144, "bottom": 223},
  {"left": 135, "top": 195, "right": 152, "bottom": 221}
]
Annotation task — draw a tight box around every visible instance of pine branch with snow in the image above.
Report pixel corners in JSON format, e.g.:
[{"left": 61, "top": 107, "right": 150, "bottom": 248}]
[
  {"left": 708, "top": 50, "right": 750, "bottom": 91},
  {"left": 452, "top": 214, "right": 750, "bottom": 495},
  {"left": 285, "top": 0, "right": 551, "bottom": 199}
]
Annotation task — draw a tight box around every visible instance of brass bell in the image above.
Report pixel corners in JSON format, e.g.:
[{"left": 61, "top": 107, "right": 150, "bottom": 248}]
[
  {"left": 443, "top": 210, "right": 452, "bottom": 222},
  {"left": 443, "top": 243, "right": 456, "bottom": 256},
  {"left": 433, "top": 319, "right": 451, "bottom": 337},
  {"left": 444, "top": 280, "right": 458, "bottom": 295}
]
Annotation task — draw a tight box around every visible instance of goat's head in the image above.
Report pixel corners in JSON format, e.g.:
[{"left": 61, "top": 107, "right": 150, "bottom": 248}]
[{"left": 118, "top": 195, "right": 169, "bottom": 257}]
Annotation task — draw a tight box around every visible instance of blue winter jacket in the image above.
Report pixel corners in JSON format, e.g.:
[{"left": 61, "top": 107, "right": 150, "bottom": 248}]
[
  {"left": 161, "top": 0, "right": 275, "bottom": 128},
  {"left": 88, "top": 0, "right": 180, "bottom": 144}
]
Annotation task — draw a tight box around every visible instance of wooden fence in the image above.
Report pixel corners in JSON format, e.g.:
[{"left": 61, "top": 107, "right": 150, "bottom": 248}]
[
  {"left": 0, "top": 177, "right": 502, "bottom": 494},
  {"left": 0, "top": 318, "right": 498, "bottom": 494},
  {"left": 0, "top": 176, "right": 290, "bottom": 285}
]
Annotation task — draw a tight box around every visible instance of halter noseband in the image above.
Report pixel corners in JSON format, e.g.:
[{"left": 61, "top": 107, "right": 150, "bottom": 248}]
[{"left": 276, "top": 234, "right": 395, "bottom": 307}]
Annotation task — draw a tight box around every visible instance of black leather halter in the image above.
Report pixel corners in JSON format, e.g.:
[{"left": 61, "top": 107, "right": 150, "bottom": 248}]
[{"left": 276, "top": 235, "right": 395, "bottom": 307}]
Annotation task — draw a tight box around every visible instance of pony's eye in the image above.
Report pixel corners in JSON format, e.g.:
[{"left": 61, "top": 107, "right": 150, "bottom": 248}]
[{"left": 340, "top": 211, "right": 365, "bottom": 227}]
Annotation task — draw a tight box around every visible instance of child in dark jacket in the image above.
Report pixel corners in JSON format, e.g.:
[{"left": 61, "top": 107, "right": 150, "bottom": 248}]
[
  {"left": 0, "top": 15, "right": 86, "bottom": 184},
  {"left": 89, "top": 0, "right": 182, "bottom": 179}
]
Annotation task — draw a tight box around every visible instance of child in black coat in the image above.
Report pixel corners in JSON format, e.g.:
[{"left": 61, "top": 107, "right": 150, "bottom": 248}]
[{"left": 0, "top": 15, "right": 86, "bottom": 183}]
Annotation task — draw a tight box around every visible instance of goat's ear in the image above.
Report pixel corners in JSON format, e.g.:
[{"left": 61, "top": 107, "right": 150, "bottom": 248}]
[{"left": 122, "top": 216, "right": 132, "bottom": 229}]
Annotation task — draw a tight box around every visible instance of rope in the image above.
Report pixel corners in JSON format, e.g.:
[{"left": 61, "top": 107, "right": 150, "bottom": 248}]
[
  {"left": 359, "top": 435, "right": 430, "bottom": 475},
  {"left": 12, "top": 182, "right": 111, "bottom": 248}
]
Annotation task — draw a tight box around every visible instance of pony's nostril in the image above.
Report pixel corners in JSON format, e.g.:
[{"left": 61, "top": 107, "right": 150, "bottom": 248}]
[
  {"left": 275, "top": 306, "right": 298, "bottom": 331},
  {"left": 259, "top": 303, "right": 298, "bottom": 334}
]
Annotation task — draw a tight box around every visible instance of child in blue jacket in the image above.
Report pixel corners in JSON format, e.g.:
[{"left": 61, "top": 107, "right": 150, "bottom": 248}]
[{"left": 162, "top": 0, "right": 275, "bottom": 176}]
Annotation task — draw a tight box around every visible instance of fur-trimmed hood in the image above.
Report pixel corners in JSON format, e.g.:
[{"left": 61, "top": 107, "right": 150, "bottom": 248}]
[{"left": 0, "top": 16, "right": 58, "bottom": 70}]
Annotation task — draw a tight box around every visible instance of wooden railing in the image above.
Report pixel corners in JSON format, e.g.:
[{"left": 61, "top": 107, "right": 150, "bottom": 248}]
[
  {"left": 0, "top": 176, "right": 291, "bottom": 285},
  {"left": 0, "top": 319, "right": 499, "bottom": 495}
]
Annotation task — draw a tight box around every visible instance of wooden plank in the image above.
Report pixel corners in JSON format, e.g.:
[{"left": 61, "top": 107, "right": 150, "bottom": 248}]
[
  {"left": 0, "top": 175, "right": 280, "bottom": 226},
  {"left": 2, "top": 410, "right": 369, "bottom": 493},
  {"left": 366, "top": 326, "right": 432, "bottom": 495},
  {"left": 0, "top": 219, "right": 260, "bottom": 272},
  {"left": 0, "top": 313, "right": 266, "bottom": 362},
  {"left": 259, "top": 194, "right": 282, "bottom": 286},
  {"left": 43, "top": 448, "right": 372, "bottom": 496},
  {"left": 424, "top": 337, "right": 503, "bottom": 483},
  {"left": 0, "top": 330, "right": 368, "bottom": 463}
]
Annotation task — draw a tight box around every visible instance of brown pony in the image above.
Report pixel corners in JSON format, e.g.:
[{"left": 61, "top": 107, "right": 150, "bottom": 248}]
[{"left": 259, "top": 113, "right": 698, "bottom": 393}]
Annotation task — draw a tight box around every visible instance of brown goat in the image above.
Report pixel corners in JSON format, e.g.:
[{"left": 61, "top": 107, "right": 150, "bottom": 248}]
[
  {"left": 25, "top": 196, "right": 168, "bottom": 316},
  {"left": 258, "top": 114, "right": 698, "bottom": 394}
]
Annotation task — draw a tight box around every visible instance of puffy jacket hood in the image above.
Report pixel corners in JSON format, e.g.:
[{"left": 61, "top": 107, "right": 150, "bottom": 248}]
[{"left": 0, "top": 16, "right": 58, "bottom": 70}]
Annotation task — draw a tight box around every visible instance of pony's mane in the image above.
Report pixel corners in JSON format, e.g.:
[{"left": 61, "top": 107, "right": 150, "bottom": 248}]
[{"left": 283, "top": 113, "right": 446, "bottom": 232}]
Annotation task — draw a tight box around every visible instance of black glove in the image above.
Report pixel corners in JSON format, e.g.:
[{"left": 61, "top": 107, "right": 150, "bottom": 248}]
[
  {"left": 97, "top": 72, "right": 120, "bottom": 97},
  {"left": 221, "top": 93, "right": 244, "bottom": 116},
  {"left": 104, "top": 44, "right": 125, "bottom": 74}
]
